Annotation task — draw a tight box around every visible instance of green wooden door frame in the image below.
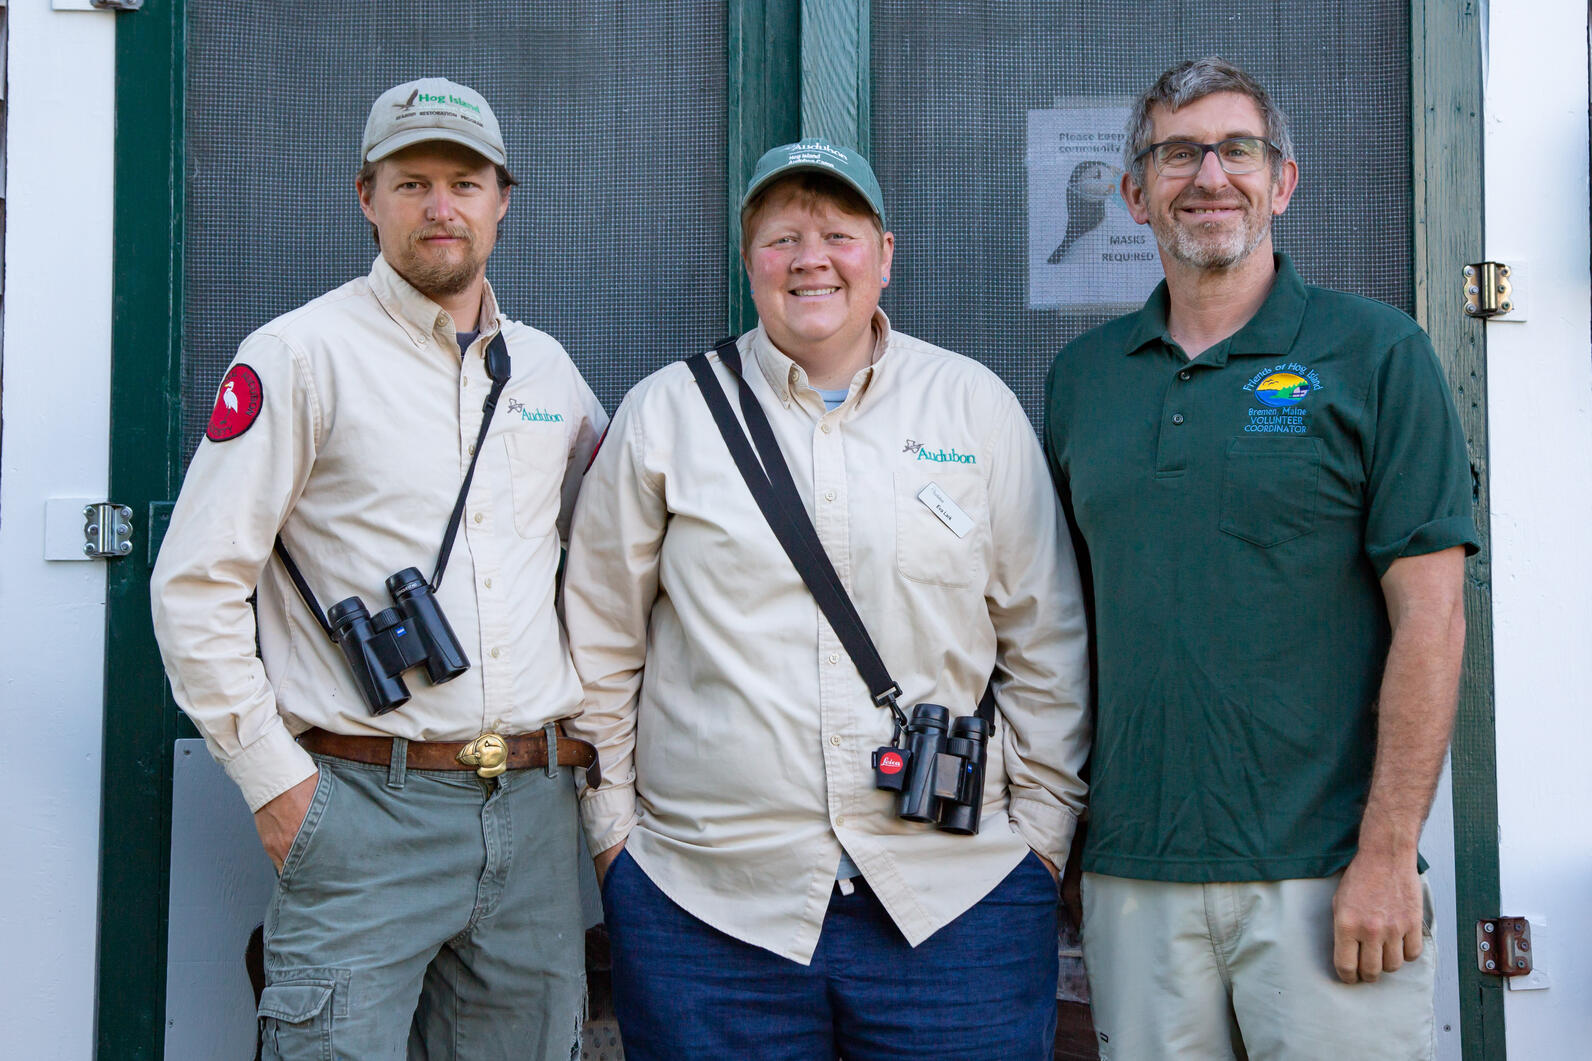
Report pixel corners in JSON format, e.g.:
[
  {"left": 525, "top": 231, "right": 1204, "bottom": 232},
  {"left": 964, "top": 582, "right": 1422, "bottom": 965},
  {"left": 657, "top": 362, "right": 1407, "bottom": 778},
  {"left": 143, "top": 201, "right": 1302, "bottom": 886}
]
[
  {"left": 95, "top": 2, "right": 1503, "bottom": 1059},
  {"left": 96, "top": 0, "right": 186, "bottom": 1058},
  {"left": 1411, "top": 2, "right": 1505, "bottom": 1058}
]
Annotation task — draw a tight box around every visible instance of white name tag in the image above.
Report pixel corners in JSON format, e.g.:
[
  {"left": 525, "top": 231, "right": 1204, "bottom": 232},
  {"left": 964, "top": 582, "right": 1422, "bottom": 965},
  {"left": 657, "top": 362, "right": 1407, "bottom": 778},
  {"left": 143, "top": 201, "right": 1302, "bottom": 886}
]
[{"left": 917, "top": 482, "right": 974, "bottom": 539}]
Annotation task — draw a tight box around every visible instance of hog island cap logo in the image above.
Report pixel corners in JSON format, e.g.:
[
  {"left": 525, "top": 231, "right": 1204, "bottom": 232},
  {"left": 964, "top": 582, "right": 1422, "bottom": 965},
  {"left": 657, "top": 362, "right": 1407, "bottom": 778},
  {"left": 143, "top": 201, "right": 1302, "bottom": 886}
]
[{"left": 362, "top": 77, "right": 507, "bottom": 169}]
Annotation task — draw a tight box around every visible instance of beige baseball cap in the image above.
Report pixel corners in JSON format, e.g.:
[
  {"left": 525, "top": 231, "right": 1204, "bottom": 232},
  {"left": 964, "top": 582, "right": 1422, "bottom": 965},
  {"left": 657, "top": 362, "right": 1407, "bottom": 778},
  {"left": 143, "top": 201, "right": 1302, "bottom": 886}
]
[{"left": 361, "top": 77, "right": 507, "bottom": 168}]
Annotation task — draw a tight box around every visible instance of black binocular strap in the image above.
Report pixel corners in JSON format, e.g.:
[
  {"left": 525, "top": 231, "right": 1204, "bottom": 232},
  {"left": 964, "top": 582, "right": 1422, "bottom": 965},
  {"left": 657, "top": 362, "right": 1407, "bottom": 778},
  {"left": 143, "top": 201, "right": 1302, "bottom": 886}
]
[
  {"left": 274, "top": 332, "right": 512, "bottom": 643},
  {"left": 687, "top": 336, "right": 997, "bottom": 729},
  {"left": 686, "top": 337, "right": 911, "bottom": 725}
]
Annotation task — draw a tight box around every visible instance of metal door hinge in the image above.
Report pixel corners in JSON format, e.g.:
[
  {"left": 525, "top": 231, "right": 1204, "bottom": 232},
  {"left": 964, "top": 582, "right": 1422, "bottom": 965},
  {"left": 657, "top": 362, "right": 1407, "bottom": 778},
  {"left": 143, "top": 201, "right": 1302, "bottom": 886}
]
[
  {"left": 83, "top": 503, "right": 135, "bottom": 559},
  {"left": 1476, "top": 917, "right": 1532, "bottom": 976},
  {"left": 1462, "top": 261, "right": 1513, "bottom": 318}
]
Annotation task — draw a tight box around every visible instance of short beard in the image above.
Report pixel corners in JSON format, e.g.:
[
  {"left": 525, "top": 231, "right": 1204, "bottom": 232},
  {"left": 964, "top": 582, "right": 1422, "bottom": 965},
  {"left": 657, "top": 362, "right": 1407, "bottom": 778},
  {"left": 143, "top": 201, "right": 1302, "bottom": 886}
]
[
  {"left": 394, "top": 225, "right": 485, "bottom": 298},
  {"left": 1151, "top": 195, "right": 1272, "bottom": 270}
]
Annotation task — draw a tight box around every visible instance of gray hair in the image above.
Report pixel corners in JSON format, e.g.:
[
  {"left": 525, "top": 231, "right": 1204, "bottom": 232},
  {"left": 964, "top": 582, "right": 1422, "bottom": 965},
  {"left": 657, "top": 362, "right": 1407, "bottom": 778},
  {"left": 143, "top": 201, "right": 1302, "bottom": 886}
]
[{"left": 1123, "top": 57, "right": 1294, "bottom": 185}]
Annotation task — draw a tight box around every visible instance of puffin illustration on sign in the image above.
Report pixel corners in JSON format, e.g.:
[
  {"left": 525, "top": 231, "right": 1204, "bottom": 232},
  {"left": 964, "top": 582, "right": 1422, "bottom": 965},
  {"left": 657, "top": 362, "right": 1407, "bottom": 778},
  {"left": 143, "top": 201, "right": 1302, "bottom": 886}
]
[{"left": 1027, "top": 101, "right": 1163, "bottom": 312}]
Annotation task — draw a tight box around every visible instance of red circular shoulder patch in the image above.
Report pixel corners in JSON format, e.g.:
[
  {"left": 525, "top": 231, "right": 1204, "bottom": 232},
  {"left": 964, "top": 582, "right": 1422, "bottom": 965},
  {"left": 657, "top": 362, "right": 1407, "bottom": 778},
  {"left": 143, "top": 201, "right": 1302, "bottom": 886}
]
[{"left": 206, "top": 364, "right": 264, "bottom": 442}]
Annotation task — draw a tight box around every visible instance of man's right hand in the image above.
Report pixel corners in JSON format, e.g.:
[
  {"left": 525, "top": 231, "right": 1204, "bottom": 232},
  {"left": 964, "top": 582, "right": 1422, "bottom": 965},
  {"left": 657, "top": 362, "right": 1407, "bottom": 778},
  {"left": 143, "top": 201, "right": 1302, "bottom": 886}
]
[
  {"left": 254, "top": 771, "right": 320, "bottom": 871},
  {"left": 594, "top": 841, "right": 625, "bottom": 886}
]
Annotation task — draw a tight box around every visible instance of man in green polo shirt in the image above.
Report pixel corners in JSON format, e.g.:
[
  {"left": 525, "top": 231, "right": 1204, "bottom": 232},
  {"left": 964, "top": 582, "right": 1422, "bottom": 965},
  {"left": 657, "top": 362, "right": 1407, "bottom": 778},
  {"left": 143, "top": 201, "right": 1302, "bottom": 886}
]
[{"left": 1043, "top": 57, "right": 1478, "bottom": 1059}]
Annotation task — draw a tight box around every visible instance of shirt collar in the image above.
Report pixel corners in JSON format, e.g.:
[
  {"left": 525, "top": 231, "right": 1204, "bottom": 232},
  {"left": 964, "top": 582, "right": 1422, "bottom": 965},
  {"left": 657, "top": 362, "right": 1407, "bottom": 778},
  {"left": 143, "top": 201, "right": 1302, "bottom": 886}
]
[
  {"left": 1123, "top": 253, "right": 1309, "bottom": 364},
  {"left": 749, "top": 309, "right": 893, "bottom": 406},
  {"left": 368, "top": 255, "right": 504, "bottom": 352}
]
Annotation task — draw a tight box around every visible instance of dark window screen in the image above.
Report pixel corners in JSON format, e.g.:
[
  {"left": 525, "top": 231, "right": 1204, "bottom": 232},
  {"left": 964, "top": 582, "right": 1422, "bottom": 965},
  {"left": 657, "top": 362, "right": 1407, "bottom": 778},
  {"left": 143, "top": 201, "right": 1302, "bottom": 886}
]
[
  {"left": 871, "top": 3, "right": 1412, "bottom": 424},
  {"left": 181, "top": 2, "right": 728, "bottom": 465}
]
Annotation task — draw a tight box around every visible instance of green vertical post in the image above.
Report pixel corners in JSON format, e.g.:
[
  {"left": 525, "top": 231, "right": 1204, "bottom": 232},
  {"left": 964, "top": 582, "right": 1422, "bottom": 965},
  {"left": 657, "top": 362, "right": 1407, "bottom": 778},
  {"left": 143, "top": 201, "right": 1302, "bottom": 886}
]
[
  {"left": 96, "top": 0, "right": 187, "bottom": 1058},
  {"left": 1410, "top": 1, "right": 1504, "bottom": 1058},
  {"left": 728, "top": 0, "right": 803, "bottom": 333},
  {"left": 799, "top": 0, "right": 870, "bottom": 151}
]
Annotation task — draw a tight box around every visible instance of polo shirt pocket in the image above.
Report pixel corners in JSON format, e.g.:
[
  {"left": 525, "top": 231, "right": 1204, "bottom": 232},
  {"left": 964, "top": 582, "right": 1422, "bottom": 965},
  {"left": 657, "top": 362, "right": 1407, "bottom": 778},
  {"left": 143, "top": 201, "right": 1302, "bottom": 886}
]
[
  {"left": 503, "top": 432, "right": 565, "bottom": 540},
  {"left": 1218, "top": 436, "right": 1323, "bottom": 547},
  {"left": 894, "top": 466, "right": 988, "bottom": 587}
]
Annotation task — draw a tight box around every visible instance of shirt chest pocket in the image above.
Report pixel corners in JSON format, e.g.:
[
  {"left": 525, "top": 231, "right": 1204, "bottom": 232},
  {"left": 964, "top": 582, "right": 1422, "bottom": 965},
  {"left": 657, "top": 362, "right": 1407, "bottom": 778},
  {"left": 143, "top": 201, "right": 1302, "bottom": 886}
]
[
  {"left": 894, "top": 465, "right": 988, "bottom": 588},
  {"left": 503, "top": 430, "right": 568, "bottom": 540},
  {"left": 1218, "top": 436, "right": 1323, "bottom": 547}
]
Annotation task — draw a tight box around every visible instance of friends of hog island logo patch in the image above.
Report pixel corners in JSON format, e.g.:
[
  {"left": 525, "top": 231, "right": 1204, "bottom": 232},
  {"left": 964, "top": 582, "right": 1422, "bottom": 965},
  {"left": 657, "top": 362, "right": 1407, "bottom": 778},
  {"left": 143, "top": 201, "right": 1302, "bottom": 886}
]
[{"left": 1242, "top": 362, "right": 1322, "bottom": 435}]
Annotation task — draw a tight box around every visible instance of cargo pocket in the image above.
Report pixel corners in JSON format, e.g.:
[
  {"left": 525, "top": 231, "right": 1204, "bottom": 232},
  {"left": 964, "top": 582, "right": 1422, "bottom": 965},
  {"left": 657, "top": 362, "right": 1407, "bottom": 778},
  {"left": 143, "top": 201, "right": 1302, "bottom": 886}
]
[
  {"left": 894, "top": 466, "right": 988, "bottom": 588},
  {"left": 1217, "top": 436, "right": 1323, "bottom": 547},
  {"left": 504, "top": 431, "right": 566, "bottom": 540},
  {"left": 258, "top": 971, "right": 345, "bottom": 1061}
]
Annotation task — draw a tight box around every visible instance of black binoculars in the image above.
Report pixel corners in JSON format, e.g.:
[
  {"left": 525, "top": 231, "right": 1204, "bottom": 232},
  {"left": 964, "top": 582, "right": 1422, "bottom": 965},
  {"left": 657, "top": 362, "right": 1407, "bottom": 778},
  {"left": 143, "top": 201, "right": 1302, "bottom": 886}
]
[
  {"left": 871, "top": 703, "right": 990, "bottom": 835},
  {"left": 326, "top": 567, "right": 469, "bottom": 715}
]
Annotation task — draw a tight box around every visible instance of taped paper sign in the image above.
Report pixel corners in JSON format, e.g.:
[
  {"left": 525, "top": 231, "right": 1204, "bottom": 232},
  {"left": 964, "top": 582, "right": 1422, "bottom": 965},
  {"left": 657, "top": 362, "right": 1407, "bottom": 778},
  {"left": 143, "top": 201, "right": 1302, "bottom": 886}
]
[{"left": 1027, "top": 102, "right": 1163, "bottom": 312}]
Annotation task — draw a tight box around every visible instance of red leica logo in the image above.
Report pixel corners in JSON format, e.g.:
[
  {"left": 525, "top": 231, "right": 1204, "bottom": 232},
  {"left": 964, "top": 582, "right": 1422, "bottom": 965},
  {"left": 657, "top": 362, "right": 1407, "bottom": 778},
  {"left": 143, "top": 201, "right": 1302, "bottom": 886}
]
[{"left": 878, "top": 751, "right": 905, "bottom": 775}]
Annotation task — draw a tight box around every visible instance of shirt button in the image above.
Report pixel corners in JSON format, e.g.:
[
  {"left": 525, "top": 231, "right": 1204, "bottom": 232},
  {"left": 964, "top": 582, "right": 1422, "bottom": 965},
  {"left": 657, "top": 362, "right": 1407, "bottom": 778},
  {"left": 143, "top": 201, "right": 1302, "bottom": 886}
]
[
  {"left": 828, "top": 653, "right": 840, "bottom": 664},
  {"left": 468, "top": 443, "right": 476, "bottom": 456},
  {"left": 835, "top": 815, "right": 846, "bottom": 826},
  {"left": 473, "top": 512, "right": 484, "bottom": 524},
  {"left": 462, "top": 376, "right": 469, "bottom": 387},
  {"left": 824, "top": 489, "right": 836, "bottom": 502},
  {"left": 821, "top": 423, "right": 832, "bottom": 434},
  {"left": 830, "top": 735, "right": 842, "bottom": 746},
  {"left": 1179, "top": 370, "right": 1192, "bottom": 381},
  {"left": 1172, "top": 413, "right": 1185, "bottom": 425},
  {"left": 483, "top": 577, "right": 492, "bottom": 589},
  {"left": 418, "top": 336, "right": 429, "bottom": 346},
  {"left": 490, "top": 647, "right": 500, "bottom": 659}
]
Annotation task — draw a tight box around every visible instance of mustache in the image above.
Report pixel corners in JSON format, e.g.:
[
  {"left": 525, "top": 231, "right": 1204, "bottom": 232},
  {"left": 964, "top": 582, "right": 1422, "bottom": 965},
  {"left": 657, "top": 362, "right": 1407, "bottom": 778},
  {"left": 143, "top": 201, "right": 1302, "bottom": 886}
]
[
  {"left": 1172, "top": 191, "right": 1247, "bottom": 209},
  {"left": 410, "top": 223, "right": 473, "bottom": 244}
]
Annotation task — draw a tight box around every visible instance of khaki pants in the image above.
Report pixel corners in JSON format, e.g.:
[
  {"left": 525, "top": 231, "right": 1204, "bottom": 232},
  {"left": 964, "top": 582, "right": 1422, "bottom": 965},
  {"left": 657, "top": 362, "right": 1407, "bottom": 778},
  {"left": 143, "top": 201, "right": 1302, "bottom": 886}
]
[
  {"left": 258, "top": 749, "right": 587, "bottom": 1061},
  {"left": 1081, "top": 872, "right": 1436, "bottom": 1061}
]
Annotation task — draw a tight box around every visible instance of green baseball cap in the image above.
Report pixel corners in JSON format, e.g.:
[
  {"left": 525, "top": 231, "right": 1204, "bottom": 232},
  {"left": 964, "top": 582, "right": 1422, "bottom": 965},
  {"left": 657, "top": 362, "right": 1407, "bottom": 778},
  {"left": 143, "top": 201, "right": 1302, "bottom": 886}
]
[
  {"left": 362, "top": 77, "right": 507, "bottom": 168},
  {"left": 742, "top": 139, "right": 887, "bottom": 226}
]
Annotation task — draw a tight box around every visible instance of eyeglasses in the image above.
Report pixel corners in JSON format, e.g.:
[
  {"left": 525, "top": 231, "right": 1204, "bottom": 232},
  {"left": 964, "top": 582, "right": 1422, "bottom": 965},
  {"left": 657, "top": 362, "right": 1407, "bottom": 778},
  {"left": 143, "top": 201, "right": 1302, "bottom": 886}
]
[{"left": 1133, "top": 137, "right": 1278, "bottom": 177}]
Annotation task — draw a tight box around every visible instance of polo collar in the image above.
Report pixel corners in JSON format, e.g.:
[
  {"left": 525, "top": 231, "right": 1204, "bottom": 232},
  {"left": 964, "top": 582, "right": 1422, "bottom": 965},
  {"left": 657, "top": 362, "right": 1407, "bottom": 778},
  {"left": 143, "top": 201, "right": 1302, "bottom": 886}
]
[
  {"left": 1123, "top": 253, "right": 1309, "bottom": 364},
  {"left": 749, "top": 309, "right": 892, "bottom": 406},
  {"left": 368, "top": 255, "right": 504, "bottom": 352}
]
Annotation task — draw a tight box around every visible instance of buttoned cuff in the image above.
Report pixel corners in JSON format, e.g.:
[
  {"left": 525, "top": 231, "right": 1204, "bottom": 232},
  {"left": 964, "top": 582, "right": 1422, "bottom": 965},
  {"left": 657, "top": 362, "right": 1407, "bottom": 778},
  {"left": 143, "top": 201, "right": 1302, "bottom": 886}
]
[
  {"left": 223, "top": 725, "right": 319, "bottom": 813},
  {"left": 1008, "top": 795, "right": 1079, "bottom": 868},
  {"left": 579, "top": 782, "right": 640, "bottom": 855}
]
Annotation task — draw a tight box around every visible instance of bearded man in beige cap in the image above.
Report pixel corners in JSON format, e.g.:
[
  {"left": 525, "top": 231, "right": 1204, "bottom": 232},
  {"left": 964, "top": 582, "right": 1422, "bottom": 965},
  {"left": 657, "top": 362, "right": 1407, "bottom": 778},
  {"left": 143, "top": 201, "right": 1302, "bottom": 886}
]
[{"left": 152, "top": 76, "right": 606, "bottom": 1059}]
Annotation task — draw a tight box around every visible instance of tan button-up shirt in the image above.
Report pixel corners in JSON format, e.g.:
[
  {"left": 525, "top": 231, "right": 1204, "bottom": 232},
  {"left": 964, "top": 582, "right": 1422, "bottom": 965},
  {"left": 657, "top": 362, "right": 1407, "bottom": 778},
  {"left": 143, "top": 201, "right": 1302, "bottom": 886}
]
[
  {"left": 152, "top": 257, "right": 607, "bottom": 811},
  {"left": 562, "top": 316, "right": 1089, "bottom": 963}
]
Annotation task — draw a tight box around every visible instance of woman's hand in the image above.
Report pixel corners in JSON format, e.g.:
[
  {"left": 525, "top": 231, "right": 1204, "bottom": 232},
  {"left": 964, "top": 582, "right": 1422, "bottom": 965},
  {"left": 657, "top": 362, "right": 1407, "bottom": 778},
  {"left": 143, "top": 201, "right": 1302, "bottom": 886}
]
[{"left": 595, "top": 841, "right": 626, "bottom": 885}]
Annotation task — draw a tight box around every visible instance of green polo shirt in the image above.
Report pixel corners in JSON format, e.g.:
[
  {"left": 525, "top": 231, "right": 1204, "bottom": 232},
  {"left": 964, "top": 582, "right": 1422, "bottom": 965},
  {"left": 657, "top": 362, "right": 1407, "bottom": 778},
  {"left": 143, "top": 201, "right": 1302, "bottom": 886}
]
[{"left": 1043, "top": 254, "right": 1479, "bottom": 883}]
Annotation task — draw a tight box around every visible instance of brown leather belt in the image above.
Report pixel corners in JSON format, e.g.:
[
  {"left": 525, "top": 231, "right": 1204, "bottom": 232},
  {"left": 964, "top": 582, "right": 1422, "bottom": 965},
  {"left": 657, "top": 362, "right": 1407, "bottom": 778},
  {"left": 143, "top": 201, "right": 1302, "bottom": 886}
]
[{"left": 299, "top": 727, "right": 601, "bottom": 787}]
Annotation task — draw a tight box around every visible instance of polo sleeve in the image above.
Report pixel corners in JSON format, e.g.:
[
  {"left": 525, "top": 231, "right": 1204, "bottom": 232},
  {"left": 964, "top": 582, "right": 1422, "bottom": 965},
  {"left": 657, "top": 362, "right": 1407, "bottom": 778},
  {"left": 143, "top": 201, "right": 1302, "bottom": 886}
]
[
  {"left": 560, "top": 386, "right": 663, "bottom": 855},
  {"left": 1360, "top": 330, "right": 1482, "bottom": 577},
  {"left": 150, "top": 332, "right": 320, "bottom": 812},
  {"left": 983, "top": 391, "right": 1092, "bottom": 867}
]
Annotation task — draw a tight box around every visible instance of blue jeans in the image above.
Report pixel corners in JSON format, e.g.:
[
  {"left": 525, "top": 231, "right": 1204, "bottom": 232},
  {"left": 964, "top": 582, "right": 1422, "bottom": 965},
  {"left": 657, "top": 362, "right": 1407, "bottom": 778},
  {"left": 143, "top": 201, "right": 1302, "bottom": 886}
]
[{"left": 602, "top": 848, "right": 1058, "bottom": 1060}]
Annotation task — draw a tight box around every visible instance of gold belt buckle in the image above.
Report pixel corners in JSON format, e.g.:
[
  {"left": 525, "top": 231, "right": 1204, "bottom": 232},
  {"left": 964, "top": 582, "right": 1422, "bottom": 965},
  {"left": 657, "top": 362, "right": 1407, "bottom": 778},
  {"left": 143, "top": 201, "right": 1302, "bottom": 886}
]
[{"left": 457, "top": 732, "right": 509, "bottom": 778}]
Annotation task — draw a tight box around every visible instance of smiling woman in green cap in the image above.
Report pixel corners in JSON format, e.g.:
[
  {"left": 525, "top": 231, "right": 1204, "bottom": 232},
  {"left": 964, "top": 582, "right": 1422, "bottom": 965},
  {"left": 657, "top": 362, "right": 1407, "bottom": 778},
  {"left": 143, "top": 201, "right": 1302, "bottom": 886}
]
[{"left": 560, "top": 140, "right": 1092, "bottom": 1059}]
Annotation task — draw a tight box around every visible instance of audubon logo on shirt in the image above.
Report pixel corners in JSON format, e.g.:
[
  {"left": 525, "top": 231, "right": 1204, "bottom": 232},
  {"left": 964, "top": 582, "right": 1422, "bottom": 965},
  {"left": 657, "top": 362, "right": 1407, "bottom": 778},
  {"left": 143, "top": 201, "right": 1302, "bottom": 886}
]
[
  {"left": 1241, "top": 362, "right": 1322, "bottom": 435},
  {"left": 902, "top": 438, "right": 977, "bottom": 464},
  {"left": 506, "top": 398, "right": 564, "bottom": 423}
]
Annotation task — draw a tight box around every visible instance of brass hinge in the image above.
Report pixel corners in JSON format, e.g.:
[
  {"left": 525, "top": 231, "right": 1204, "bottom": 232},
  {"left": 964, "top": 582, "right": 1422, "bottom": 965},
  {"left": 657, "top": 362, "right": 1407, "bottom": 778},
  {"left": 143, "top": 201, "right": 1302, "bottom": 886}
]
[
  {"left": 1476, "top": 917, "right": 1533, "bottom": 976},
  {"left": 1463, "top": 261, "right": 1513, "bottom": 318}
]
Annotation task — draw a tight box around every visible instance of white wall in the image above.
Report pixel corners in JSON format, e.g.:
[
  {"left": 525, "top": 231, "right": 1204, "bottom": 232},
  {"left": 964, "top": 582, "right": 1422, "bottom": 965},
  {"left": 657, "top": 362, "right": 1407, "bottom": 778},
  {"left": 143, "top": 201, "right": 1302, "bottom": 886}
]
[
  {"left": 0, "top": 3, "right": 116, "bottom": 1059},
  {"left": 1483, "top": 0, "right": 1592, "bottom": 1054}
]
